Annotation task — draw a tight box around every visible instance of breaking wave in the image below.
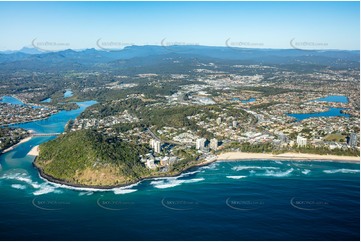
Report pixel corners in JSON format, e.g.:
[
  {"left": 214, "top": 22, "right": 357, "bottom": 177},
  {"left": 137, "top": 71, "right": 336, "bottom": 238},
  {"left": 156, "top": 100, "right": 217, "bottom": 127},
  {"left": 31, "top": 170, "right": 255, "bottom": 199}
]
[
  {"left": 1, "top": 171, "right": 63, "bottom": 195},
  {"left": 255, "top": 168, "right": 294, "bottom": 177},
  {"left": 151, "top": 170, "right": 201, "bottom": 181},
  {"left": 232, "top": 166, "right": 280, "bottom": 171},
  {"left": 113, "top": 189, "right": 138, "bottom": 194},
  {"left": 226, "top": 175, "right": 247, "bottom": 180},
  {"left": 11, "top": 184, "right": 26, "bottom": 190},
  {"left": 151, "top": 178, "right": 205, "bottom": 189},
  {"left": 301, "top": 169, "right": 311, "bottom": 175},
  {"left": 199, "top": 162, "right": 219, "bottom": 172},
  {"left": 79, "top": 192, "right": 94, "bottom": 196},
  {"left": 323, "top": 169, "right": 360, "bottom": 174}
]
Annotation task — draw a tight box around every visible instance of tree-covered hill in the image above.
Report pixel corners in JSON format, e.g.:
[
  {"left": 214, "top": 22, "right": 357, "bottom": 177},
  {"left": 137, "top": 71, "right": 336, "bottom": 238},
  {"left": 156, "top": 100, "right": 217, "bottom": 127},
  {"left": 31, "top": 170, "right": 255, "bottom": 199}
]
[{"left": 35, "top": 129, "right": 150, "bottom": 187}]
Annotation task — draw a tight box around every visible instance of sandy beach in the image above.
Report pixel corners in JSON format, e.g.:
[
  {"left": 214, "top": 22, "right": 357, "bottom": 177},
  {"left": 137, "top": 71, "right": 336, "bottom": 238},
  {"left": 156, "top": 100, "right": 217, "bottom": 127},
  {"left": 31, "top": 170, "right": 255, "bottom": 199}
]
[
  {"left": 27, "top": 145, "right": 39, "bottom": 156},
  {"left": 1, "top": 136, "right": 32, "bottom": 154},
  {"left": 217, "top": 152, "right": 360, "bottom": 163}
]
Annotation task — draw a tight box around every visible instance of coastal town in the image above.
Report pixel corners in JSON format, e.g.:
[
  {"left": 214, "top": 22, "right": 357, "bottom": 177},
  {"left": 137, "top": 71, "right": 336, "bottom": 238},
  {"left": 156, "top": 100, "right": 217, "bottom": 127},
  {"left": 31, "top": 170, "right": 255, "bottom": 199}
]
[
  {"left": 0, "top": 126, "right": 30, "bottom": 153},
  {"left": 1, "top": 62, "right": 360, "bottom": 171},
  {"left": 0, "top": 96, "right": 58, "bottom": 126},
  {"left": 58, "top": 72, "right": 359, "bottom": 171}
]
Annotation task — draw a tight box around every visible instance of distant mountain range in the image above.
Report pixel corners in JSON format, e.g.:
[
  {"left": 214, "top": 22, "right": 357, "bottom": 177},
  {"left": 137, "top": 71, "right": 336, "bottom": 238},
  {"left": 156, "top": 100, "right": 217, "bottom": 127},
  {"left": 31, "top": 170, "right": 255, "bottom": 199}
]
[{"left": 0, "top": 45, "right": 359, "bottom": 71}]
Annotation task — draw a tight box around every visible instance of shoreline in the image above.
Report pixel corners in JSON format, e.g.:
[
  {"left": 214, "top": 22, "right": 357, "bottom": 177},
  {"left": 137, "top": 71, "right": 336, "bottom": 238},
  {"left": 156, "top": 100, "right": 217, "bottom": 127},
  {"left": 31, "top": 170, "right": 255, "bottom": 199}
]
[
  {"left": 1, "top": 116, "right": 55, "bottom": 127},
  {"left": 27, "top": 145, "right": 39, "bottom": 156},
  {"left": 217, "top": 152, "right": 360, "bottom": 163},
  {"left": 1, "top": 136, "right": 32, "bottom": 154},
  {"left": 32, "top": 155, "right": 215, "bottom": 190},
  {"left": 31, "top": 151, "right": 360, "bottom": 190}
]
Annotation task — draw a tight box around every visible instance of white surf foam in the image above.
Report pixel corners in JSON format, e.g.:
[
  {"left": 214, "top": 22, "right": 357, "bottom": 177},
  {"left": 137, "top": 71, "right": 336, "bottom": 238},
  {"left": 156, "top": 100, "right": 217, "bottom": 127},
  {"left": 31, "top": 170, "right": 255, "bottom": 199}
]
[
  {"left": 33, "top": 185, "right": 56, "bottom": 196},
  {"left": 79, "top": 191, "right": 94, "bottom": 196},
  {"left": 2, "top": 172, "right": 39, "bottom": 188},
  {"left": 11, "top": 184, "right": 26, "bottom": 190},
  {"left": 113, "top": 189, "right": 138, "bottom": 194},
  {"left": 151, "top": 178, "right": 205, "bottom": 189},
  {"left": 226, "top": 175, "right": 247, "bottom": 180},
  {"left": 151, "top": 170, "right": 201, "bottom": 181},
  {"left": 256, "top": 168, "right": 294, "bottom": 177},
  {"left": 323, "top": 169, "right": 360, "bottom": 174},
  {"left": 199, "top": 162, "right": 219, "bottom": 171},
  {"left": 2, "top": 171, "right": 64, "bottom": 195},
  {"left": 232, "top": 166, "right": 279, "bottom": 171},
  {"left": 301, "top": 169, "right": 311, "bottom": 175},
  {"left": 33, "top": 183, "right": 63, "bottom": 196}
]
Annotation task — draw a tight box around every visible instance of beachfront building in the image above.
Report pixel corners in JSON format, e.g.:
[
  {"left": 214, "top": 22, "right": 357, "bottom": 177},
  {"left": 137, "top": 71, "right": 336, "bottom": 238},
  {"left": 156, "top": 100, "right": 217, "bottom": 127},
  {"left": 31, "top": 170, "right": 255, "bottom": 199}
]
[
  {"left": 150, "top": 139, "right": 162, "bottom": 153},
  {"left": 296, "top": 135, "right": 307, "bottom": 147},
  {"left": 154, "top": 140, "right": 161, "bottom": 153},
  {"left": 347, "top": 133, "right": 358, "bottom": 147},
  {"left": 210, "top": 138, "right": 218, "bottom": 150},
  {"left": 196, "top": 138, "right": 207, "bottom": 150},
  {"left": 146, "top": 159, "right": 157, "bottom": 169}
]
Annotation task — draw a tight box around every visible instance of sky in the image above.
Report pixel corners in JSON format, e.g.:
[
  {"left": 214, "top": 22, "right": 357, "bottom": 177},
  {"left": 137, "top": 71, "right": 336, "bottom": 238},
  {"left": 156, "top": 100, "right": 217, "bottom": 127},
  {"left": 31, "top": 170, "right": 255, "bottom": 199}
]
[{"left": 0, "top": 1, "right": 359, "bottom": 51}]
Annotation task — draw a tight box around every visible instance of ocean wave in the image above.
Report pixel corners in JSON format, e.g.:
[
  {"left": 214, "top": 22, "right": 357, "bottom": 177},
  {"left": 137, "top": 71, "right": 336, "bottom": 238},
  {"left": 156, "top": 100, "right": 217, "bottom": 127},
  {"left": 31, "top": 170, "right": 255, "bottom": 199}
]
[
  {"left": 2, "top": 171, "right": 64, "bottom": 195},
  {"left": 79, "top": 191, "right": 94, "bottom": 196},
  {"left": 151, "top": 170, "right": 201, "bottom": 181},
  {"left": 33, "top": 184, "right": 56, "bottom": 196},
  {"left": 232, "top": 166, "right": 279, "bottom": 171},
  {"left": 301, "top": 169, "right": 311, "bottom": 175},
  {"left": 323, "top": 169, "right": 360, "bottom": 174},
  {"left": 113, "top": 189, "right": 138, "bottom": 195},
  {"left": 256, "top": 168, "right": 294, "bottom": 177},
  {"left": 47, "top": 179, "right": 141, "bottom": 193},
  {"left": 274, "top": 161, "right": 283, "bottom": 165},
  {"left": 226, "top": 175, "right": 247, "bottom": 180},
  {"left": 199, "top": 162, "right": 219, "bottom": 171},
  {"left": 112, "top": 182, "right": 140, "bottom": 194},
  {"left": 11, "top": 184, "right": 26, "bottom": 190},
  {"left": 151, "top": 178, "right": 205, "bottom": 189},
  {"left": 2, "top": 172, "right": 38, "bottom": 188},
  {"left": 33, "top": 183, "right": 64, "bottom": 196}
]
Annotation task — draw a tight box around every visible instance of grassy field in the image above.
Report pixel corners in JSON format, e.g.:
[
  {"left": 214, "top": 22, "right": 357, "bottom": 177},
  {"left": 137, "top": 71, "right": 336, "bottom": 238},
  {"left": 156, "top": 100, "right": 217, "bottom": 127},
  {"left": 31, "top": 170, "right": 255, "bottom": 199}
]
[{"left": 324, "top": 133, "right": 346, "bottom": 142}]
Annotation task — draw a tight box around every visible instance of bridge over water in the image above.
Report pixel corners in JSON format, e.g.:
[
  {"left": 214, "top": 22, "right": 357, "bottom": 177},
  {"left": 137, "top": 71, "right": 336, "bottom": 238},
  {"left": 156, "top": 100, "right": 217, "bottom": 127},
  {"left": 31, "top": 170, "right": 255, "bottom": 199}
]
[{"left": 31, "top": 133, "right": 61, "bottom": 137}]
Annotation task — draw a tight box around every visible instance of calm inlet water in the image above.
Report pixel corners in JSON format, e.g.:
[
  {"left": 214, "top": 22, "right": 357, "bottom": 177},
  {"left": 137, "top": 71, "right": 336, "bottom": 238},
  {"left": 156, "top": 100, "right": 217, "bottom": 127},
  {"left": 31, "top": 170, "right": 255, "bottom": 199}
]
[
  {"left": 0, "top": 100, "right": 359, "bottom": 240},
  {"left": 288, "top": 107, "right": 350, "bottom": 121},
  {"left": 232, "top": 97, "right": 256, "bottom": 103},
  {"left": 41, "top": 97, "right": 52, "bottom": 103},
  {"left": 314, "top": 95, "right": 349, "bottom": 103},
  {"left": 288, "top": 95, "right": 350, "bottom": 121},
  {"left": 242, "top": 97, "right": 256, "bottom": 103},
  {"left": 64, "top": 90, "right": 73, "bottom": 98},
  {"left": 0, "top": 95, "right": 25, "bottom": 105}
]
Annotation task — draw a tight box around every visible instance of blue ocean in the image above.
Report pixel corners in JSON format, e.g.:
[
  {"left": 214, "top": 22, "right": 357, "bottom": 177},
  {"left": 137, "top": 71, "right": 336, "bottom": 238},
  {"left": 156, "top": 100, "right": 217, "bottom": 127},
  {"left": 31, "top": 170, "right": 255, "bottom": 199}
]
[{"left": 0, "top": 101, "right": 359, "bottom": 240}]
